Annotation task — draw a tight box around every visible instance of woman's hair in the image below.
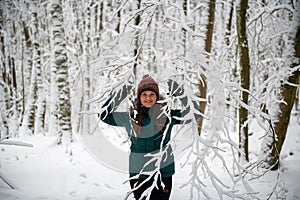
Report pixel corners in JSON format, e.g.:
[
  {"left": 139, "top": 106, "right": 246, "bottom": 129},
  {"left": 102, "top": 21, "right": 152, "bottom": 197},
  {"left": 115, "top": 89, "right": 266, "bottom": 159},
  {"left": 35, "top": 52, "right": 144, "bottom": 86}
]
[{"left": 130, "top": 95, "right": 168, "bottom": 137}]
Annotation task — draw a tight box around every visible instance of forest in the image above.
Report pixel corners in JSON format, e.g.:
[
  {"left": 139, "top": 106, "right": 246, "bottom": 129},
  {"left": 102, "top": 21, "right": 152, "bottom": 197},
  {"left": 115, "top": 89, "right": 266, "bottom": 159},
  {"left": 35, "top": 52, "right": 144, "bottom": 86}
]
[{"left": 0, "top": 0, "right": 299, "bottom": 199}]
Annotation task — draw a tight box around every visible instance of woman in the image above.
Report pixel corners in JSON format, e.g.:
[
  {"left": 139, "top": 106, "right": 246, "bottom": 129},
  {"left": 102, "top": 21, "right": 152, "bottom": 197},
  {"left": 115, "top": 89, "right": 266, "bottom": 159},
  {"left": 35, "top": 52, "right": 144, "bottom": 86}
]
[{"left": 100, "top": 75, "right": 197, "bottom": 200}]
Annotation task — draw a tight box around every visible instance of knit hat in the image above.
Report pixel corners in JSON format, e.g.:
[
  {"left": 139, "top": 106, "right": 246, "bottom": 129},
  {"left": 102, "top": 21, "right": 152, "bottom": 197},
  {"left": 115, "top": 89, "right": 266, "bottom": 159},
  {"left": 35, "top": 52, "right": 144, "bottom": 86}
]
[{"left": 137, "top": 75, "right": 159, "bottom": 98}]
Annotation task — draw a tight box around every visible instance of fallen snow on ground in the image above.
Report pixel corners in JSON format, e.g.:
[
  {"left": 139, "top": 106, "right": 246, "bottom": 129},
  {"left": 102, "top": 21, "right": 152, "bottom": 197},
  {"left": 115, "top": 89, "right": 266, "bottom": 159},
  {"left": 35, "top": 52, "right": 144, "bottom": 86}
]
[{"left": 0, "top": 115, "right": 299, "bottom": 200}]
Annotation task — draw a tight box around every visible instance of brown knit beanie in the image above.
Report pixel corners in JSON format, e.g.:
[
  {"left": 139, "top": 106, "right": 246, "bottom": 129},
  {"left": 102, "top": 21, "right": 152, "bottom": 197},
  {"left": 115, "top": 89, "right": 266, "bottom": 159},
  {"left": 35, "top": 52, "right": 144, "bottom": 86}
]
[{"left": 137, "top": 75, "right": 159, "bottom": 98}]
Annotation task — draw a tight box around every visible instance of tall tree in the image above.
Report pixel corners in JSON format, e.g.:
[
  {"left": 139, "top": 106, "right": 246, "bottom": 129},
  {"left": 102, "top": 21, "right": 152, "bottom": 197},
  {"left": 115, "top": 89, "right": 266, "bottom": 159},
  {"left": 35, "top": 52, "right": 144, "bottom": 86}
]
[
  {"left": 198, "top": 0, "right": 216, "bottom": 136},
  {"left": 32, "top": 0, "right": 46, "bottom": 135},
  {"left": 262, "top": 2, "right": 300, "bottom": 170},
  {"left": 236, "top": 0, "right": 250, "bottom": 162},
  {"left": 50, "top": 0, "right": 73, "bottom": 145},
  {"left": 81, "top": 1, "right": 91, "bottom": 135},
  {"left": 21, "top": 0, "right": 39, "bottom": 135},
  {"left": 133, "top": 0, "right": 141, "bottom": 77},
  {"left": 19, "top": 2, "right": 32, "bottom": 130}
]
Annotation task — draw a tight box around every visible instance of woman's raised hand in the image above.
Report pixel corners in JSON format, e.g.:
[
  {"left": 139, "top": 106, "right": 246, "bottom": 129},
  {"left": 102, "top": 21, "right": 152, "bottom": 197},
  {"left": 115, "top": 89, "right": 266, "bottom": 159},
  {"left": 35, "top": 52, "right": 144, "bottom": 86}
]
[{"left": 167, "top": 79, "right": 184, "bottom": 97}]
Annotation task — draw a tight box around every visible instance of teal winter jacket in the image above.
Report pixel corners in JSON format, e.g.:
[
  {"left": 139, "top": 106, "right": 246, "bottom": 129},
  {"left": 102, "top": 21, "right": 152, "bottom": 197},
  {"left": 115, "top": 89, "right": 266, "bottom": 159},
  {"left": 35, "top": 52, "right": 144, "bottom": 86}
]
[{"left": 100, "top": 99, "right": 184, "bottom": 178}]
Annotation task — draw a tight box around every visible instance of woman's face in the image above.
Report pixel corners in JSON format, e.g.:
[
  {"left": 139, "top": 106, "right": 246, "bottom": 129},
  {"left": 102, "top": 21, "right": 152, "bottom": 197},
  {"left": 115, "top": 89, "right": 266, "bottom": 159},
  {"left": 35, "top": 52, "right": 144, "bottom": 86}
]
[{"left": 140, "top": 90, "right": 157, "bottom": 108}]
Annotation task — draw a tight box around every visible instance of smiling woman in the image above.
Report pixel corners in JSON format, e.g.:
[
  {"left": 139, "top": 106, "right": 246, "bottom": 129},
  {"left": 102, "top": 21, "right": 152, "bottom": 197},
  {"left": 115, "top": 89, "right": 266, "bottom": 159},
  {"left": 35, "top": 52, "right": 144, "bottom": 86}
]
[{"left": 99, "top": 75, "right": 199, "bottom": 200}]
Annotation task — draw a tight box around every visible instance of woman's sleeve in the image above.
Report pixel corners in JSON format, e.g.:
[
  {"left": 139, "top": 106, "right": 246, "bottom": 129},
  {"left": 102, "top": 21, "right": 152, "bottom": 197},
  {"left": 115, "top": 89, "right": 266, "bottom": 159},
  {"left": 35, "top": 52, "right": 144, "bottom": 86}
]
[
  {"left": 168, "top": 80, "right": 201, "bottom": 124},
  {"left": 170, "top": 109, "right": 183, "bottom": 125},
  {"left": 171, "top": 102, "right": 200, "bottom": 125},
  {"left": 99, "top": 85, "right": 131, "bottom": 127},
  {"left": 100, "top": 110, "right": 130, "bottom": 127}
]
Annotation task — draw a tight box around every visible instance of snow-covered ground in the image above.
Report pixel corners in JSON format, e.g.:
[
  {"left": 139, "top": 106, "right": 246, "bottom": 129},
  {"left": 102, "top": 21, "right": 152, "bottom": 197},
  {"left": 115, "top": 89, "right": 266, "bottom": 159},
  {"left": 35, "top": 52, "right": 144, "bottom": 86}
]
[{"left": 1, "top": 114, "right": 299, "bottom": 200}]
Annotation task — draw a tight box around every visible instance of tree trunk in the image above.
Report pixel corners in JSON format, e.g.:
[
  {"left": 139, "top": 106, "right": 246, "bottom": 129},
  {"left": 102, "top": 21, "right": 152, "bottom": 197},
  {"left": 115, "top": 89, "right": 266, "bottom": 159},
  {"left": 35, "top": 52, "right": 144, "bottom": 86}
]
[
  {"left": 296, "top": 87, "right": 299, "bottom": 111},
  {"left": 263, "top": 4, "right": 300, "bottom": 170},
  {"left": 20, "top": 19, "right": 32, "bottom": 129},
  {"left": 47, "top": 61, "right": 58, "bottom": 136},
  {"left": 22, "top": 63, "right": 37, "bottom": 135},
  {"left": 21, "top": 1, "right": 39, "bottom": 135},
  {"left": 31, "top": 0, "right": 46, "bottom": 135},
  {"left": 236, "top": 0, "right": 250, "bottom": 162},
  {"left": 225, "top": 1, "right": 234, "bottom": 46},
  {"left": 10, "top": 60, "right": 19, "bottom": 137},
  {"left": 0, "top": 75, "right": 9, "bottom": 139},
  {"left": 182, "top": 0, "right": 187, "bottom": 56},
  {"left": 133, "top": 0, "right": 141, "bottom": 77},
  {"left": 0, "top": 1, "right": 8, "bottom": 139},
  {"left": 197, "top": 0, "right": 216, "bottom": 136},
  {"left": 51, "top": 0, "right": 73, "bottom": 145},
  {"left": 82, "top": 2, "right": 91, "bottom": 135}
]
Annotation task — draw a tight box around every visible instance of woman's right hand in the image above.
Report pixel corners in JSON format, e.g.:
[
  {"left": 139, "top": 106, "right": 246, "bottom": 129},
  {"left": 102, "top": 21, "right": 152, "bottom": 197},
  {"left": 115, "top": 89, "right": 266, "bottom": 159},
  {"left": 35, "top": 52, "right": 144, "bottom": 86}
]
[
  {"left": 167, "top": 79, "right": 184, "bottom": 97},
  {"left": 115, "top": 84, "right": 132, "bottom": 102}
]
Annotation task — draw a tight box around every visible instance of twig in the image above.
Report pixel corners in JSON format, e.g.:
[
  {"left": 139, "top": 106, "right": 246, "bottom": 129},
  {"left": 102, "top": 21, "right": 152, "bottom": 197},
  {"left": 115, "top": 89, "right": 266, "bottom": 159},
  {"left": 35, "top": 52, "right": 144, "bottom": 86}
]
[{"left": 0, "top": 171, "right": 19, "bottom": 190}]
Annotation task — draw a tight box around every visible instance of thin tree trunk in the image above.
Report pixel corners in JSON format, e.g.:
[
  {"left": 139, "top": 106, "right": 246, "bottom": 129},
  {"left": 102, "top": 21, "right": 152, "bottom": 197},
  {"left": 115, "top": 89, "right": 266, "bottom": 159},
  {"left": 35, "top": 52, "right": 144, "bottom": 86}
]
[
  {"left": 133, "top": 0, "right": 141, "bottom": 77},
  {"left": 296, "top": 87, "right": 299, "bottom": 111},
  {"left": 0, "top": 1, "right": 8, "bottom": 139},
  {"left": 82, "top": 2, "right": 91, "bottom": 135},
  {"left": 23, "top": 64, "right": 37, "bottom": 134},
  {"left": 20, "top": 20, "right": 32, "bottom": 129},
  {"left": 0, "top": 76, "right": 9, "bottom": 139},
  {"left": 182, "top": 0, "right": 187, "bottom": 56},
  {"left": 47, "top": 61, "right": 58, "bottom": 136},
  {"left": 236, "top": 0, "right": 250, "bottom": 162},
  {"left": 198, "top": 0, "right": 216, "bottom": 136},
  {"left": 31, "top": 0, "right": 45, "bottom": 135},
  {"left": 225, "top": 1, "right": 237, "bottom": 131},
  {"left": 10, "top": 60, "right": 19, "bottom": 137},
  {"left": 21, "top": 1, "right": 39, "bottom": 135},
  {"left": 225, "top": 1, "right": 234, "bottom": 46}
]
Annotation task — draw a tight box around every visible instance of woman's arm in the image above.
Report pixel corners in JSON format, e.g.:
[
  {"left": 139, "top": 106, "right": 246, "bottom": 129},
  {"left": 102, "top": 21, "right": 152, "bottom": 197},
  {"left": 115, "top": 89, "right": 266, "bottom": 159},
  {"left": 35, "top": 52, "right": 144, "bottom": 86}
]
[
  {"left": 99, "top": 84, "right": 132, "bottom": 127},
  {"left": 167, "top": 79, "right": 201, "bottom": 124}
]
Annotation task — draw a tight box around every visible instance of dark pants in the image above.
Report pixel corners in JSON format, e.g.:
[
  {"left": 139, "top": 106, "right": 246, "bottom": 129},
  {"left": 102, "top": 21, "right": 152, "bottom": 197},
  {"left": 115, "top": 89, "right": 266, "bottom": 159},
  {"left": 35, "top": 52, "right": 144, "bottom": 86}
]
[{"left": 130, "top": 176, "right": 172, "bottom": 200}]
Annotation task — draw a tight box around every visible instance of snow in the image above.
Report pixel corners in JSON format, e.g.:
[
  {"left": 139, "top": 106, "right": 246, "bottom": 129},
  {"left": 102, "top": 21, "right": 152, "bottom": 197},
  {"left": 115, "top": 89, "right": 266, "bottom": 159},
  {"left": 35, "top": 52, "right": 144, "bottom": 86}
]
[
  {"left": 0, "top": 135, "right": 129, "bottom": 200},
  {"left": 0, "top": 115, "right": 299, "bottom": 200}
]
